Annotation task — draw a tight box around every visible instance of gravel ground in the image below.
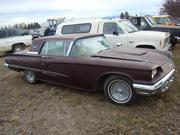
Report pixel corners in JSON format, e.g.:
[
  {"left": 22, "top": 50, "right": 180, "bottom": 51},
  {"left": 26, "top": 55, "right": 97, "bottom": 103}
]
[{"left": 0, "top": 45, "right": 180, "bottom": 135}]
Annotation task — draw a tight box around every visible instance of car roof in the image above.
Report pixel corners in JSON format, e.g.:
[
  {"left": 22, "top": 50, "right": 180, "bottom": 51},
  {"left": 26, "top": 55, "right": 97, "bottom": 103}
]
[
  {"left": 34, "top": 34, "right": 104, "bottom": 42},
  {"left": 29, "top": 34, "right": 104, "bottom": 53},
  {"left": 58, "top": 18, "right": 123, "bottom": 26}
]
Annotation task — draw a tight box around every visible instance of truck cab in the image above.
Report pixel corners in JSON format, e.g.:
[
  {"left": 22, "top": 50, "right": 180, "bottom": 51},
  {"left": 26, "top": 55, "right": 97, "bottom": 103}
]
[
  {"left": 130, "top": 16, "right": 180, "bottom": 46},
  {"left": 56, "top": 19, "right": 171, "bottom": 51}
]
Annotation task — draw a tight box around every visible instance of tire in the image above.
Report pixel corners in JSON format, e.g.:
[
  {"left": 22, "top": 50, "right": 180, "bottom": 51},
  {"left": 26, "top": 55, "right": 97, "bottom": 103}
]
[
  {"left": 13, "top": 44, "right": 24, "bottom": 52},
  {"left": 104, "top": 75, "right": 136, "bottom": 105},
  {"left": 24, "top": 70, "right": 37, "bottom": 84}
]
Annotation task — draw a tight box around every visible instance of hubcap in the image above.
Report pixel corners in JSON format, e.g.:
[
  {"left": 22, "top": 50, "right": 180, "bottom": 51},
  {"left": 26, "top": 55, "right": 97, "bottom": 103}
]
[
  {"left": 108, "top": 80, "right": 132, "bottom": 103},
  {"left": 26, "top": 71, "right": 35, "bottom": 83}
]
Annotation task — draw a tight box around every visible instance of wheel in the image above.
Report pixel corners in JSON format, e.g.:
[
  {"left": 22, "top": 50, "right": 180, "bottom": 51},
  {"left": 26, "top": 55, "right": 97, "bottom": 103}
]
[
  {"left": 24, "top": 70, "right": 37, "bottom": 84},
  {"left": 13, "top": 44, "right": 24, "bottom": 52},
  {"left": 104, "top": 75, "right": 136, "bottom": 105}
]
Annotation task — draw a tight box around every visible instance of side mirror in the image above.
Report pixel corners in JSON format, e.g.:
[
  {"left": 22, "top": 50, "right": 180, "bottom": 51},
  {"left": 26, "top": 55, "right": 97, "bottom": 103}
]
[
  {"left": 113, "top": 31, "right": 119, "bottom": 36},
  {"left": 116, "top": 42, "right": 122, "bottom": 47}
]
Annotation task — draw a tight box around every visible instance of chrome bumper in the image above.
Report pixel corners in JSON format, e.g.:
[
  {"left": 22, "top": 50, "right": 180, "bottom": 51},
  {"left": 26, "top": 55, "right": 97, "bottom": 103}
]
[
  {"left": 133, "top": 69, "right": 175, "bottom": 95},
  {"left": 4, "top": 63, "right": 9, "bottom": 67},
  {"left": 175, "top": 36, "right": 180, "bottom": 40}
]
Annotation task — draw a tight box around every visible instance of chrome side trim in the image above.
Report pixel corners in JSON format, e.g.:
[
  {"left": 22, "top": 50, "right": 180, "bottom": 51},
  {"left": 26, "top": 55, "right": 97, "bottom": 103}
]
[
  {"left": 27, "top": 52, "right": 38, "bottom": 54},
  {"left": 5, "top": 64, "right": 70, "bottom": 79},
  {"left": 133, "top": 69, "right": 175, "bottom": 94}
]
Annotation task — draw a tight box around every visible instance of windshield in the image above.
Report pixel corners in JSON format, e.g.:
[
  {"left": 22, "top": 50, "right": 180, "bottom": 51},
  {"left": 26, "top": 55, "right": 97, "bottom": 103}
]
[
  {"left": 146, "top": 16, "right": 157, "bottom": 26},
  {"left": 70, "top": 36, "right": 112, "bottom": 56},
  {"left": 118, "top": 21, "right": 139, "bottom": 33}
]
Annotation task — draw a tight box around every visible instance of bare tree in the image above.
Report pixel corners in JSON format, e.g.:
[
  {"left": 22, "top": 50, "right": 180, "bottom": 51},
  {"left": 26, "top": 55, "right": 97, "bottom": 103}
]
[{"left": 160, "top": 0, "right": 180, "bottom": 17}]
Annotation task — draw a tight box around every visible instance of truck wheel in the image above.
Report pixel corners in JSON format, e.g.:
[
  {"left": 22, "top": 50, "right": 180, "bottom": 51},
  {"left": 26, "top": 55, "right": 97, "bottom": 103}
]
[
  {"left": 24, "top": 70, "right": 37, "bottom": 84},
  {"left": 13, "top": 44, "right": 24, "bottom": 52},
  {"left": 104, "top": 75, "right": 136, "bottom": 105}
]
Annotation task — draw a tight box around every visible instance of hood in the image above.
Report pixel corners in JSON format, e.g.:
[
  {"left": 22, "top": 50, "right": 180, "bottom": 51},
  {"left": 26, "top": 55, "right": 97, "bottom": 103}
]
[
  {"left": 133, "top": 31, "right": 169, "bottom": 38},
  {"left": 93, "top": 47, "right": 169, "bottom": 66},
  {"left": 153, "top": 24, "right": 180, "bottom": 30}
]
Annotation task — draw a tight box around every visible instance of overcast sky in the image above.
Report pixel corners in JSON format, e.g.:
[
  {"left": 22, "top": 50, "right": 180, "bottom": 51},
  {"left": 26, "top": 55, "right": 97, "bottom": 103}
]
[{"left": 0, "top": 0, "right": 164, "bottom": 26}]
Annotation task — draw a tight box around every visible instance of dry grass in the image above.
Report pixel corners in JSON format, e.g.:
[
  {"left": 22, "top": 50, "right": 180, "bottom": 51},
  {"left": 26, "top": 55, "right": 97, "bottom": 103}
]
[{"left": 0, "top": 45, "right": 180, "bottom": 135}]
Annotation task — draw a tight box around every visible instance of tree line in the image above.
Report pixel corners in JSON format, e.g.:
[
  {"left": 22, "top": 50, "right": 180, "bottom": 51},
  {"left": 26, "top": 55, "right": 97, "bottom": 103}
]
[{"left": 1, "top": 22, "right": 41, "bottom": 30}]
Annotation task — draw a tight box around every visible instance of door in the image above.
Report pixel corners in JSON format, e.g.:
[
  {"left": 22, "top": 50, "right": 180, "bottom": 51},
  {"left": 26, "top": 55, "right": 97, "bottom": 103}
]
[
  {"left": 39, "top": 40, "right": 74, "bottom": 85},
  {"left": 102, "top": 22, "right": 128, "bottom": 47}
]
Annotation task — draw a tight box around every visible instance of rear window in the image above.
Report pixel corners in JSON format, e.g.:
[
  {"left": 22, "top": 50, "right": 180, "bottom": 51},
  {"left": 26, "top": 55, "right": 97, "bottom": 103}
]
[{"left": 62, "top": 23, "right": 91, "bottom": 34}]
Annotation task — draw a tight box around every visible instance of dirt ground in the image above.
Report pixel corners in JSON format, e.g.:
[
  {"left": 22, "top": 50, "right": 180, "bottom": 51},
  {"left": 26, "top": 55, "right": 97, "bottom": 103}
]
[{"left": 0, "top": 45, "right": 180, "bottom": 135}]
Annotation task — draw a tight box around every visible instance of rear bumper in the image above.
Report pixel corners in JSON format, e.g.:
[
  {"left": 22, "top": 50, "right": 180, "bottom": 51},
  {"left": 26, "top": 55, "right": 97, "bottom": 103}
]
[
  {"left": 133, "top": 69, "right": 175, "bottom": 95},
  {"left": 4, "top": 63, "right": 9, "bottom": 67},
  {"left": 175, "top": 36, "right": 180, "bottom": 40},
  {"left": 175, "top": 36, "right": 180, "bottom": 43}
]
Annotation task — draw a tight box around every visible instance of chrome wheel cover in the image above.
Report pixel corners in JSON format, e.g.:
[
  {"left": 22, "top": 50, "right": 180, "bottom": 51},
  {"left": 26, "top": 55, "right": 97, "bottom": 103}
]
[
  {"left": 108, "top": 79, "right": 132, "bottom": 103},
  {"left": 25, "top": 71, "right": 35, "bottom": 83}
]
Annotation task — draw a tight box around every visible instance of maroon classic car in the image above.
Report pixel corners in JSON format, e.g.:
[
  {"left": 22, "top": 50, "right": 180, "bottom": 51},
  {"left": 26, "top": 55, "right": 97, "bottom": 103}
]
[{"left": 4, "top": 34, "right": 175, "bottom": 105}]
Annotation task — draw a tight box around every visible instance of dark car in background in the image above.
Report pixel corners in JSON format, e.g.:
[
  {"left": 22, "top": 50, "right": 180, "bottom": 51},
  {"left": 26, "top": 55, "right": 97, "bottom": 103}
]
[
  {"left": 4, "top": 34, "right": 175, "bottom": 105},
  {"left": 130, "top": 16, "right": 180, "bottom": 46}
]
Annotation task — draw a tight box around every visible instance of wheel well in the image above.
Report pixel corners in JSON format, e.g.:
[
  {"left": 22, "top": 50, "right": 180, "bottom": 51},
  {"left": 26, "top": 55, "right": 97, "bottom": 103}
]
[
  {"left": 136, "top": 45, "right": 155, "bottom": 49},
  {"left": 32, "top": 35, "right": 39, "bottom": 40},
  {"left": 97, "top": 73, "right": 133, "bottom": 91},
  {"left": 12, "top": 43, "right": 25, "bottom": 50}
]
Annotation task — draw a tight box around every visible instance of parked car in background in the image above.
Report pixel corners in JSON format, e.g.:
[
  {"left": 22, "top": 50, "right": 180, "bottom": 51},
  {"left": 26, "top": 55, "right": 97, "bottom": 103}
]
[
  {"left": 129, "top": 16, "right": 180, "bottom": 46},
  {"left": 30, "top": 27, "right": 47, "bottom": 40},
  {"left": 56, "top": 19, "right": 171, "bottom": 51},
  {"left": 169, "top": 17, "right": 180, "bottom": 26},
  {"left": 4, "top": 34, "right": 175, "bottom": 105},
  {"left": 152, "top": 15, "right": 176, "bottom": 26},
  {"left": 0, "top": 28, "right": 32, "bottom": 55}
]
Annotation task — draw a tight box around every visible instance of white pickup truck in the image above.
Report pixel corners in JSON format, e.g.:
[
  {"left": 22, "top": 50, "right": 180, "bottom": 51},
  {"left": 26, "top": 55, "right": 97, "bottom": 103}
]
[
  {"left": 0, "top": 28, "right": 32, "bottom": 55},
  {"left": 56, "top": 19, "right": 171, "bottom": 51}
]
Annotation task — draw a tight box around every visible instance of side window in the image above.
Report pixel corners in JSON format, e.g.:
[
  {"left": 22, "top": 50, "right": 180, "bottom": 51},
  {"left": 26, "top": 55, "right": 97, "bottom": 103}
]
[
  {"left": 76, "top": 24, "right": 91, "bottom": 33},
  {"left": 103, "top": 22, "right": 118, "bottom": 34},
  {"left": 131, "top": 19, "right": 138, "bottom": 25},
  {"left": 62, "top": 25, "right": 76, "bottom": 34},
  {"left": 40, "top": 42, "right": 48, "bottom": 55},
  {"left": 0, "top": 30, "right": 6, "bottom": 38},
  {"left": 40, "top": 40, "right": 70, "bottom": 56},
  {"left": 70, "top": 41, "right": 89, "bottom": 57},
  {"left": 62, "top": 23, "right": 91, "bottom": 34}
]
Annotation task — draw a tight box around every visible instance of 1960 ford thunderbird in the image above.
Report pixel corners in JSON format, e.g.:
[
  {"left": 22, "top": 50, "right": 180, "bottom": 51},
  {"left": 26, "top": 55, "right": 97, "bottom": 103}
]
[{"left": 4, "top": 34, "right": 175, "bottom": 105}]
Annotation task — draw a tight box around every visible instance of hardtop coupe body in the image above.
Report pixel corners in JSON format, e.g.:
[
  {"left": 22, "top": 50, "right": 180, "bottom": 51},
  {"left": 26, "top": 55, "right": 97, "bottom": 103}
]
[{"left": 4, "top": 34, "right": 175, "bottom": 105}]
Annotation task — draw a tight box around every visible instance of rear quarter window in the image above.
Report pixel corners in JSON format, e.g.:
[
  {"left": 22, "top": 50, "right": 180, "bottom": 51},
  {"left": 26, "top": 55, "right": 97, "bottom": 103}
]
[
  {"left": 62, "top": 23, "right": 91, "bottom": 34},
  {"left": 40, "top": 40, "right": 71, "bottom": 56}
]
